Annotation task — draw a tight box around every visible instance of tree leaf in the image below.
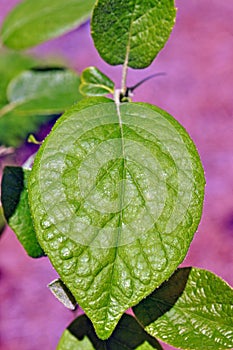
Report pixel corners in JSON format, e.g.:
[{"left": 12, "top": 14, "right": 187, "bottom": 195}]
[
  {"left": 48, "top": 278, "right": 77, "bottom": 310},
  {"left": 80, "top": 67, "right": 115, "bottom": 97},
  {"left": 133, "top": 268, "right": 233, "bottom": 350},
  {"left": 0, "top": 68, "right": 82, "bottom": 147},
  {"left": 1, "top": 0, "right": 96, "bottom": 49},
  {"left": 58, "top": 331, "right": 93, "bottom": 350},
  {"left": 28, "top": 98, "right": 205, "bottom": 338},
  {"left": 91, "top": 0, "right": 176, "bottom": 69},
  {"left": 0, "top": 50, "right": 37, "bottom": 107},
  {"left": 6, "top": 68, "right": 82, "bottom": 114},
  {"left": 1, "top": 166, "right": 44, "bottom": 258},
  {"left": 57, "top": 314, "right": 163, "bottom": 349}
]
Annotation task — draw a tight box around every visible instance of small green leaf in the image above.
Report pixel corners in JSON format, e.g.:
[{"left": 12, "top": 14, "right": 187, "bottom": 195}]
[
  {"left": 1, "top": 166, "right": 44, "bottom": 258},
  {"left": 1, "top": 0, "right": 96, "bottom": 49},
  {"left": 0, "top": 50, "right": 37, "bottom": 107},
  {"left": 80, "top": 67, "right": 115, "bottom": 97},
  {"left": 48, "top": 278, "right": 77, "bottom": 310},
  {"left": 91, "top": 0, "right": 176, "bottom": 69},
  {"left": 29, "top": 98, "right": 205, "bottom": 338},
  {"left": 0, "top": 68, "right": 82, "bottom": 147},
  {"left": 133, "top": 268, "right": 233, "bottom": 350},
  {"left": 57, "top": 314, "right": 163, "bottom": 350}
]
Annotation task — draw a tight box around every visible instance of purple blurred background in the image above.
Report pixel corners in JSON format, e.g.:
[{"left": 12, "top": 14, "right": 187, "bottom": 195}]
[{"left": 0, "top": 1, "right": 232, "bottom": 349}]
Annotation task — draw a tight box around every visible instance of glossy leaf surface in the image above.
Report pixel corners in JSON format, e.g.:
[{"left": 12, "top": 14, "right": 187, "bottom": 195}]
[
  {"left": 7, "top": 68, "right": 82, "bottom": 114},
  {"left": 91, "top": 0, "right": 176, "bottom": 68},
  {"left": 57, "top": 314, "right": 163, "bottom": 350},
  {"left": 1, "top": 166, "right": 44, "bottom": 258},
  {"left": 133, "top": 268, "right": 233, "bottom": 350},
  {"left": 29, "top": 98, "right": 205, "bottom": 338},
  {"left": 80, "top": 67, "right": 115, "bottom": 96},
  {"left": 1, "top": 0, "right": 96, "bottom": 49},
  {"left": 0, "top": 68, "right": 82, "bottom": 147}
]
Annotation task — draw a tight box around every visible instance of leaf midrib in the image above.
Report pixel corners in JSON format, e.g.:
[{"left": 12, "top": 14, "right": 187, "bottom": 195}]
[
  {"left": 121, "top": 0, "right": 137, "bottom": 78},
  {"left": 122, "top": 1, "right": 165, "bottom": 65},
  {"left": 99, "top": 103, "right": 127, "bottom": 333}
]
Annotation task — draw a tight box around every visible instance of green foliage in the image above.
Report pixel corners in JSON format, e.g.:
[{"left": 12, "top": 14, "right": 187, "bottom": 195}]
[
  {"left": 28, "top": 98, "right": 205, "bottom": 339},
  {"left": 1, "top": 0, "right": 96, "bottom": 49},
  {"left": 0, "top": 1, "right": 231, "bottom": 350},
  {"left": 7, "top": 69, "right": 82, "bottom": 116},
  {"left": 57, "top": 314, "right": 164, "bottom": 350},
  {"left": 0, "top": 68, "right": 82, "bottom": 147},
  {"left": 1, "top": 166, "right": 44, "bottom": 258},
  {"left": 91, "top": 0, "right": 176, "bottom": 68},
  {"left": 7, "top": 68, "right": 82, "bottom": 115},
  {"left": 133, "top": 268, "right": 233, "bottom": 350},
  {"left": 58, "top": 333, "right": 93, "bottom": 350},
  {"left": 0, "top": 51, "right": 49, "bottom": 148},
  {"left": 80, "top": 67, "right": 115, "bottom": 96},
  {"left": 0, "top": 50, "right": 37, "bottom": 107},
  {"left": 0, "top": 113, "right": 52, "bottom": 147}
]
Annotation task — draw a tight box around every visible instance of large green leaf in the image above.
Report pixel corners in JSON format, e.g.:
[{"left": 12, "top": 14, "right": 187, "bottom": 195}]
[
  {"left": 0, "top": 51, "right": 37, "bottom": 107},
  {"left": 0, "top": 68, "right": 82, "bottom": 146},
  {"left": 133, "top": 268, "right": 233, "bottom": 350},
  {"left": 57, "top": 314, "right": 163, "bottom": 349},
  {"left": 1, "top": 0, "right": 96, "bottom": 49},
  {"left": 91, "top": 0, "right": 176, "bottom": 69},
  {"left": 28, "top": 97, "right": 205, "bottom": 339},
  {"left": 1, "top": 166, "right": 44, "bottom": 258}
]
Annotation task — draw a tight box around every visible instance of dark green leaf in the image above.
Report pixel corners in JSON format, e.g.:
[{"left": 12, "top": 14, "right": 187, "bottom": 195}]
[
  {"left": 28, "top": 98, "right": 205, "bottom": 338},
  {"left": 1, "top": 0, "right": 96, "bottom": 49},
  {"left": 133, "top": 268, "right": 233, "bottom": 350},
  {"left": 1, "top": 166, "right": 44, "bottom": 258},
  {"left": 91, "top": 0, "right": 176, "bottom": 69},
  {"left": 80, "top": 67, "right": 115, "bottom": 96},
  {"left": 57, "top": 314, "right": 163, "bottom": 349},
  {"left": 48, "top": 278, "right": 77, "bottom": 310},
  {"left": 0, "top": 50, "right": 37, "bottom": 107}
]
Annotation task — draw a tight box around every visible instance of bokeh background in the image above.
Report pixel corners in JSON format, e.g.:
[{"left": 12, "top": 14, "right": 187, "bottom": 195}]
[{"left": 0, "top": 1, "right": 232, "bottom": 349}]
